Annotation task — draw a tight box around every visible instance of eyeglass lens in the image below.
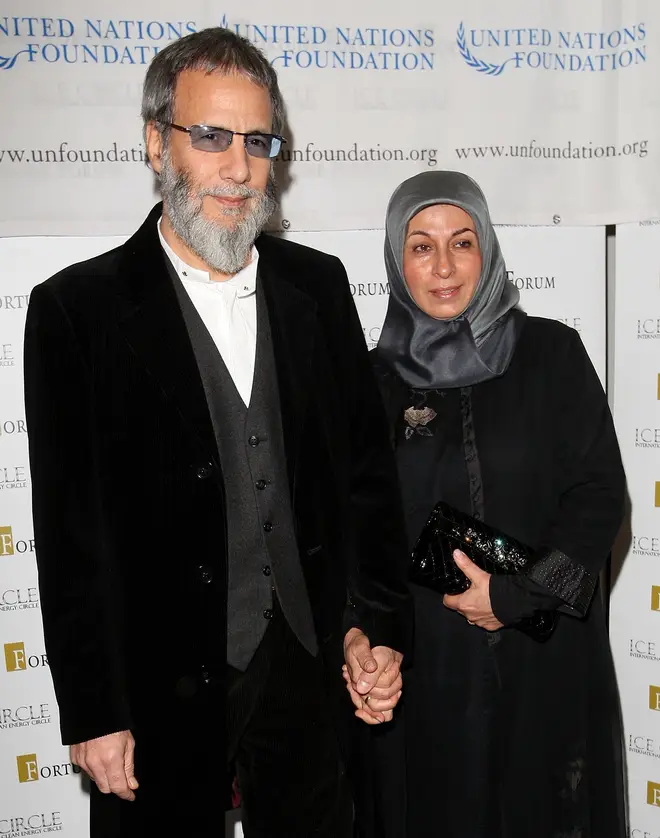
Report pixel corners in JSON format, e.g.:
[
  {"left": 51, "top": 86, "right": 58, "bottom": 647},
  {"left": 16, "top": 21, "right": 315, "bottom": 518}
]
[{"left": 189, "top": 126, "right": 281, "bottom": 159}]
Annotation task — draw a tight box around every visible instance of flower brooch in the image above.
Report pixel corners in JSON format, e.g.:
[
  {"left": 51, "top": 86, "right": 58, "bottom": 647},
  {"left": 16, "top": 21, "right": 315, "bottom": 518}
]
[{"left": 403, "top": 405, "right": 437, "bottom": 439}]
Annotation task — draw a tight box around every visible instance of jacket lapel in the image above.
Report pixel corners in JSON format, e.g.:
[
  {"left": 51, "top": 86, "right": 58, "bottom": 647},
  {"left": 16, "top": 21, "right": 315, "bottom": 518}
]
[
  {"left": 114, "top": 205, "right": 219, "bottom": 463},
  {"left": 112, "top": 212, "right": 318, "bottom": 475},
  {"left": 257, "top": 237, "right": 318, "bottom": 485}
]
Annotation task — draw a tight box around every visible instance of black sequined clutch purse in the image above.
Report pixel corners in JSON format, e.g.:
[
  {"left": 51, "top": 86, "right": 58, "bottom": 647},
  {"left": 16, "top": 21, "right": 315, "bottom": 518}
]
[{"left": 410, "top": 501, "right": 557, "bottom": 641}]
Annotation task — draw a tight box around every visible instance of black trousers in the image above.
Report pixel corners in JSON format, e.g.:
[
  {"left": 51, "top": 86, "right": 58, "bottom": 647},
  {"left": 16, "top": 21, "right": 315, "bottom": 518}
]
[{"left": 226, "top": 607, "right": 353, "bottom": 837}]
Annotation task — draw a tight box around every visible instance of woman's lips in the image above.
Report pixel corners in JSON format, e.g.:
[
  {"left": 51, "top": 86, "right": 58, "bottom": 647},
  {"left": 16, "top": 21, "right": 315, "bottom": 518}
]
[{"left": 430, "top": 286, "right": 461, "bottom": 299}]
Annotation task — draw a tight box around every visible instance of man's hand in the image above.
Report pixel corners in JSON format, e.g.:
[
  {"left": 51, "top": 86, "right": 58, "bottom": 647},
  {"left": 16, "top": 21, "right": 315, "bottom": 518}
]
[
  {"left": 343, "top": 628, "right": 403, "bottom": 725},
  {"left": 71, "top": 730, "right": 138, "bottom": 801},
  {"left": 443, "top": 550, "right": 503, "bottom": 631}
]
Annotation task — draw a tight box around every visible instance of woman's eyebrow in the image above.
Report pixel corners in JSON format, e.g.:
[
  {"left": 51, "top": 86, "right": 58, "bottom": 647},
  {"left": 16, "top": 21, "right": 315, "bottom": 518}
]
[{"left": 407, "top": 227, "right": 475, "bottom": 238}]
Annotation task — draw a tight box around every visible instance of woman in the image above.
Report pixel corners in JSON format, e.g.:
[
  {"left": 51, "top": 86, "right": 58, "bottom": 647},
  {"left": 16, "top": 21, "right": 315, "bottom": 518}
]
[{"left": 362, "top": 171, "right": 627, "bottom": 838}]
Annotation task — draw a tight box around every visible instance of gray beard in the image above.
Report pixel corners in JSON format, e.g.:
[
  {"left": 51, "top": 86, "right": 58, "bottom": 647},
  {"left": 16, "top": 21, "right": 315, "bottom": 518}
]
[{"left": 159, "top": 148, "right": 277, "bottom": 275}]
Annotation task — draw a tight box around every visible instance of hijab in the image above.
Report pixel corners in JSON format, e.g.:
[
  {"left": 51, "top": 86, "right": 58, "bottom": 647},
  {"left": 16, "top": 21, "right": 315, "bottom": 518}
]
[{"left": 377, "top": 170, "right": 525, "bottom": 389}]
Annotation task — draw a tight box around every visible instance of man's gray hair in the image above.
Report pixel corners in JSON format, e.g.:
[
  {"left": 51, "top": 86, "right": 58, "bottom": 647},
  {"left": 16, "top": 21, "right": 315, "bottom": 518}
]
[{"left": 141, "top": 27, "right": 285, "bottom": 143}]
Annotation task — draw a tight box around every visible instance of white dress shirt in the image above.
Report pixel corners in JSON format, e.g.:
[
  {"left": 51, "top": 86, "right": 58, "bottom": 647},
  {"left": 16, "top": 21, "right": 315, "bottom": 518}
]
[{"left": 158, "top": 220, "right": 258, "bottom": 406}]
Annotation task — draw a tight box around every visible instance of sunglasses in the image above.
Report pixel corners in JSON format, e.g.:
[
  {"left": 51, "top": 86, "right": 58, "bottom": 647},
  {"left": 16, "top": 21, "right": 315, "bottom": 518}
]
[{"left": 167, "top": 122, "right": 286, "bottom": 159}]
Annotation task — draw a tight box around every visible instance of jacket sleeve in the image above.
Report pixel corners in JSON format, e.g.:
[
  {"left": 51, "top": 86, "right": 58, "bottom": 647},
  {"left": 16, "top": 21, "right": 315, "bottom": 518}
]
[
  {"left": 493, "top": 328, "right": 624, "bottom": 623},
  {"left": 24, "top": 283, "right": 133, "bottom": 744},
  {"left": 490, "top": 575, "right": 564, "bottom": 626},
  {"left": 330, "top": 259, "right": 413, "bottom": 656}
]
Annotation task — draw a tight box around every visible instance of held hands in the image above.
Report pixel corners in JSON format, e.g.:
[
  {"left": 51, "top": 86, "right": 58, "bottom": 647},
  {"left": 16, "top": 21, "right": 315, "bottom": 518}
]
[
  {"left": 342, "top": 628, "right": 403, "bottom": 725},
  {"left": 71, "top": 730, "right": 138, "bottom": 801},
  {"left": 443, "top": 549, "right": 504, "bottom": 631}
]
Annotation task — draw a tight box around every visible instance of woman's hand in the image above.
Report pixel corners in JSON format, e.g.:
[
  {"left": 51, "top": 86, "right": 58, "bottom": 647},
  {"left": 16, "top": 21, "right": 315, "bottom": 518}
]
[{"left": 443, "top": 550, "right": 504, "bottom": 631}]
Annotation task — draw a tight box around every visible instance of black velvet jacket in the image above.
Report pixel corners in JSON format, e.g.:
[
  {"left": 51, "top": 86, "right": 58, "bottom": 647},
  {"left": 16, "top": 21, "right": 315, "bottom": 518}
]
[{"left": 24, "top": 205, "right": 411, "bottom": 833}]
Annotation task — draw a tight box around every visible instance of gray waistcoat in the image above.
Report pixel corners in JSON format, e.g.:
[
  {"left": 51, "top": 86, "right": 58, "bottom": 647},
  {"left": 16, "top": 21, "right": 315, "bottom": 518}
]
[{"left": 168, "top": 266, "right": 318, "bottom": 671}]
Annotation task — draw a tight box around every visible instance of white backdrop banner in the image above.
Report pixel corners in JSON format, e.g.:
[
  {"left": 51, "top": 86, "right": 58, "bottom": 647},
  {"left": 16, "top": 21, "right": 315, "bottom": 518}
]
[
  {"left": 0, "top": 225, "right": 605, "bottom": 837},
  {"left": 1, "top": 0, "right": 659, "bottom": 236},
  {"left": 609, "top": 220, "right": 660, "bottom": 830}
]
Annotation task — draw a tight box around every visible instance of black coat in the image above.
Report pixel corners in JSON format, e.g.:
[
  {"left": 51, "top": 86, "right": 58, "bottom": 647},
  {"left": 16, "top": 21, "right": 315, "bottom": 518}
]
[
  {"left": 24, "top": 205, "right": 411, "bottom": 835},
  {"left": 361, "top": 317, "right": 627, "bottom": 838}
]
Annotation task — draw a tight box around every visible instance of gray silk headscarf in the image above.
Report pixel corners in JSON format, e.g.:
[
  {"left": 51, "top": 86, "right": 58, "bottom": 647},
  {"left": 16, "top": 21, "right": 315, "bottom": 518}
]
[{"left": 377, "top": 171, "right": 525, "bottom": 389}]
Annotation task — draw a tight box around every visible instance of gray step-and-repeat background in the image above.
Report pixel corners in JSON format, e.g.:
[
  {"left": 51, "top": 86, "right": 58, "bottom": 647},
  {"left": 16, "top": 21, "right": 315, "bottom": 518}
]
[{"left": 1, "top": 2, "right": 659, "bottom": 835}]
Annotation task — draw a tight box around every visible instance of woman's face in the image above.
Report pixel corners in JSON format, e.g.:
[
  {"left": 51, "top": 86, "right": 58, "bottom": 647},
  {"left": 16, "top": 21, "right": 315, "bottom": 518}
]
[{"left": 402, "top": 204, "right": 482, "bottom": 320}]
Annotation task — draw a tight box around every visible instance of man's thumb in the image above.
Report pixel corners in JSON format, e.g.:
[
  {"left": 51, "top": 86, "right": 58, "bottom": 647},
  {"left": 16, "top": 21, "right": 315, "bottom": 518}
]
[
  {"left": 358, "top": 650, "right": 378, "bottom": 674},
  {"left": 351, "top": 636, "right": 378, "bottom": 692}
]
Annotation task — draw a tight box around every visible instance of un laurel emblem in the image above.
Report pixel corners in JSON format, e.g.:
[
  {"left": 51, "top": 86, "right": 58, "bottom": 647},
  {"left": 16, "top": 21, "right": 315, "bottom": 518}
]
[{"left": 456, "top": 22, "right": 511, "bottom": 76}]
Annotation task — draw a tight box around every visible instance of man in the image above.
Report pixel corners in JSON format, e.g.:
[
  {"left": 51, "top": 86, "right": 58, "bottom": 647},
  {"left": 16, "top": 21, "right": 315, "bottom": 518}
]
[{"left": 24, "top": 27, "right": 411, "bottom": 838}]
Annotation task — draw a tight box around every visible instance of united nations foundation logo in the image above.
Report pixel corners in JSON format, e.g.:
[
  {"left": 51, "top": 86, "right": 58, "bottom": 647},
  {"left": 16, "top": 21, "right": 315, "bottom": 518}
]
[
  {"left": 457, "top": 21, "right": 646, "bottom": 76},
  {"left": 4, "top": 643, "right": 48, "bottom": 673},
  {"left": 223, "top": 17, "right": 435, "bottom": 71},
  {"left": 0, "top": 703, "right": 51, "bottom": 732},
  {"left": 0, "top": 812, "right": 63, "bottom": 836},
  {"left": 0, "top": 17, "right": 196, "bottom": 69},
  {"left": 16, "top": 754, "right": 81, "bottom": 783}
]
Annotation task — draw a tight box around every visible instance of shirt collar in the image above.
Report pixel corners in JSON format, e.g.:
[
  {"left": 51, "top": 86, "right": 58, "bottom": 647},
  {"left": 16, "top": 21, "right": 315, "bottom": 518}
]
[{"left": 157, "top": 217, "right": 258, "bottom": 298}]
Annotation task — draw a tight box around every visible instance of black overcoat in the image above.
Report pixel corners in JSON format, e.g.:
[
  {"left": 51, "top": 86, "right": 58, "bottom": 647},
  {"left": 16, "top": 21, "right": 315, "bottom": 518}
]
[
  {"left": 360, "top": 317, "right": 627, "bottom": 838},
  {"left": 24, "top": 205, "right": 411, "bottom": 835}
]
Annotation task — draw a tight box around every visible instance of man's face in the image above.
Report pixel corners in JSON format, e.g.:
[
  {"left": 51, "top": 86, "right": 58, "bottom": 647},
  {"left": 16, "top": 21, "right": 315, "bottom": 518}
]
[{"left": 147, "top": 69, "right": 277, "bottom": 274}]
